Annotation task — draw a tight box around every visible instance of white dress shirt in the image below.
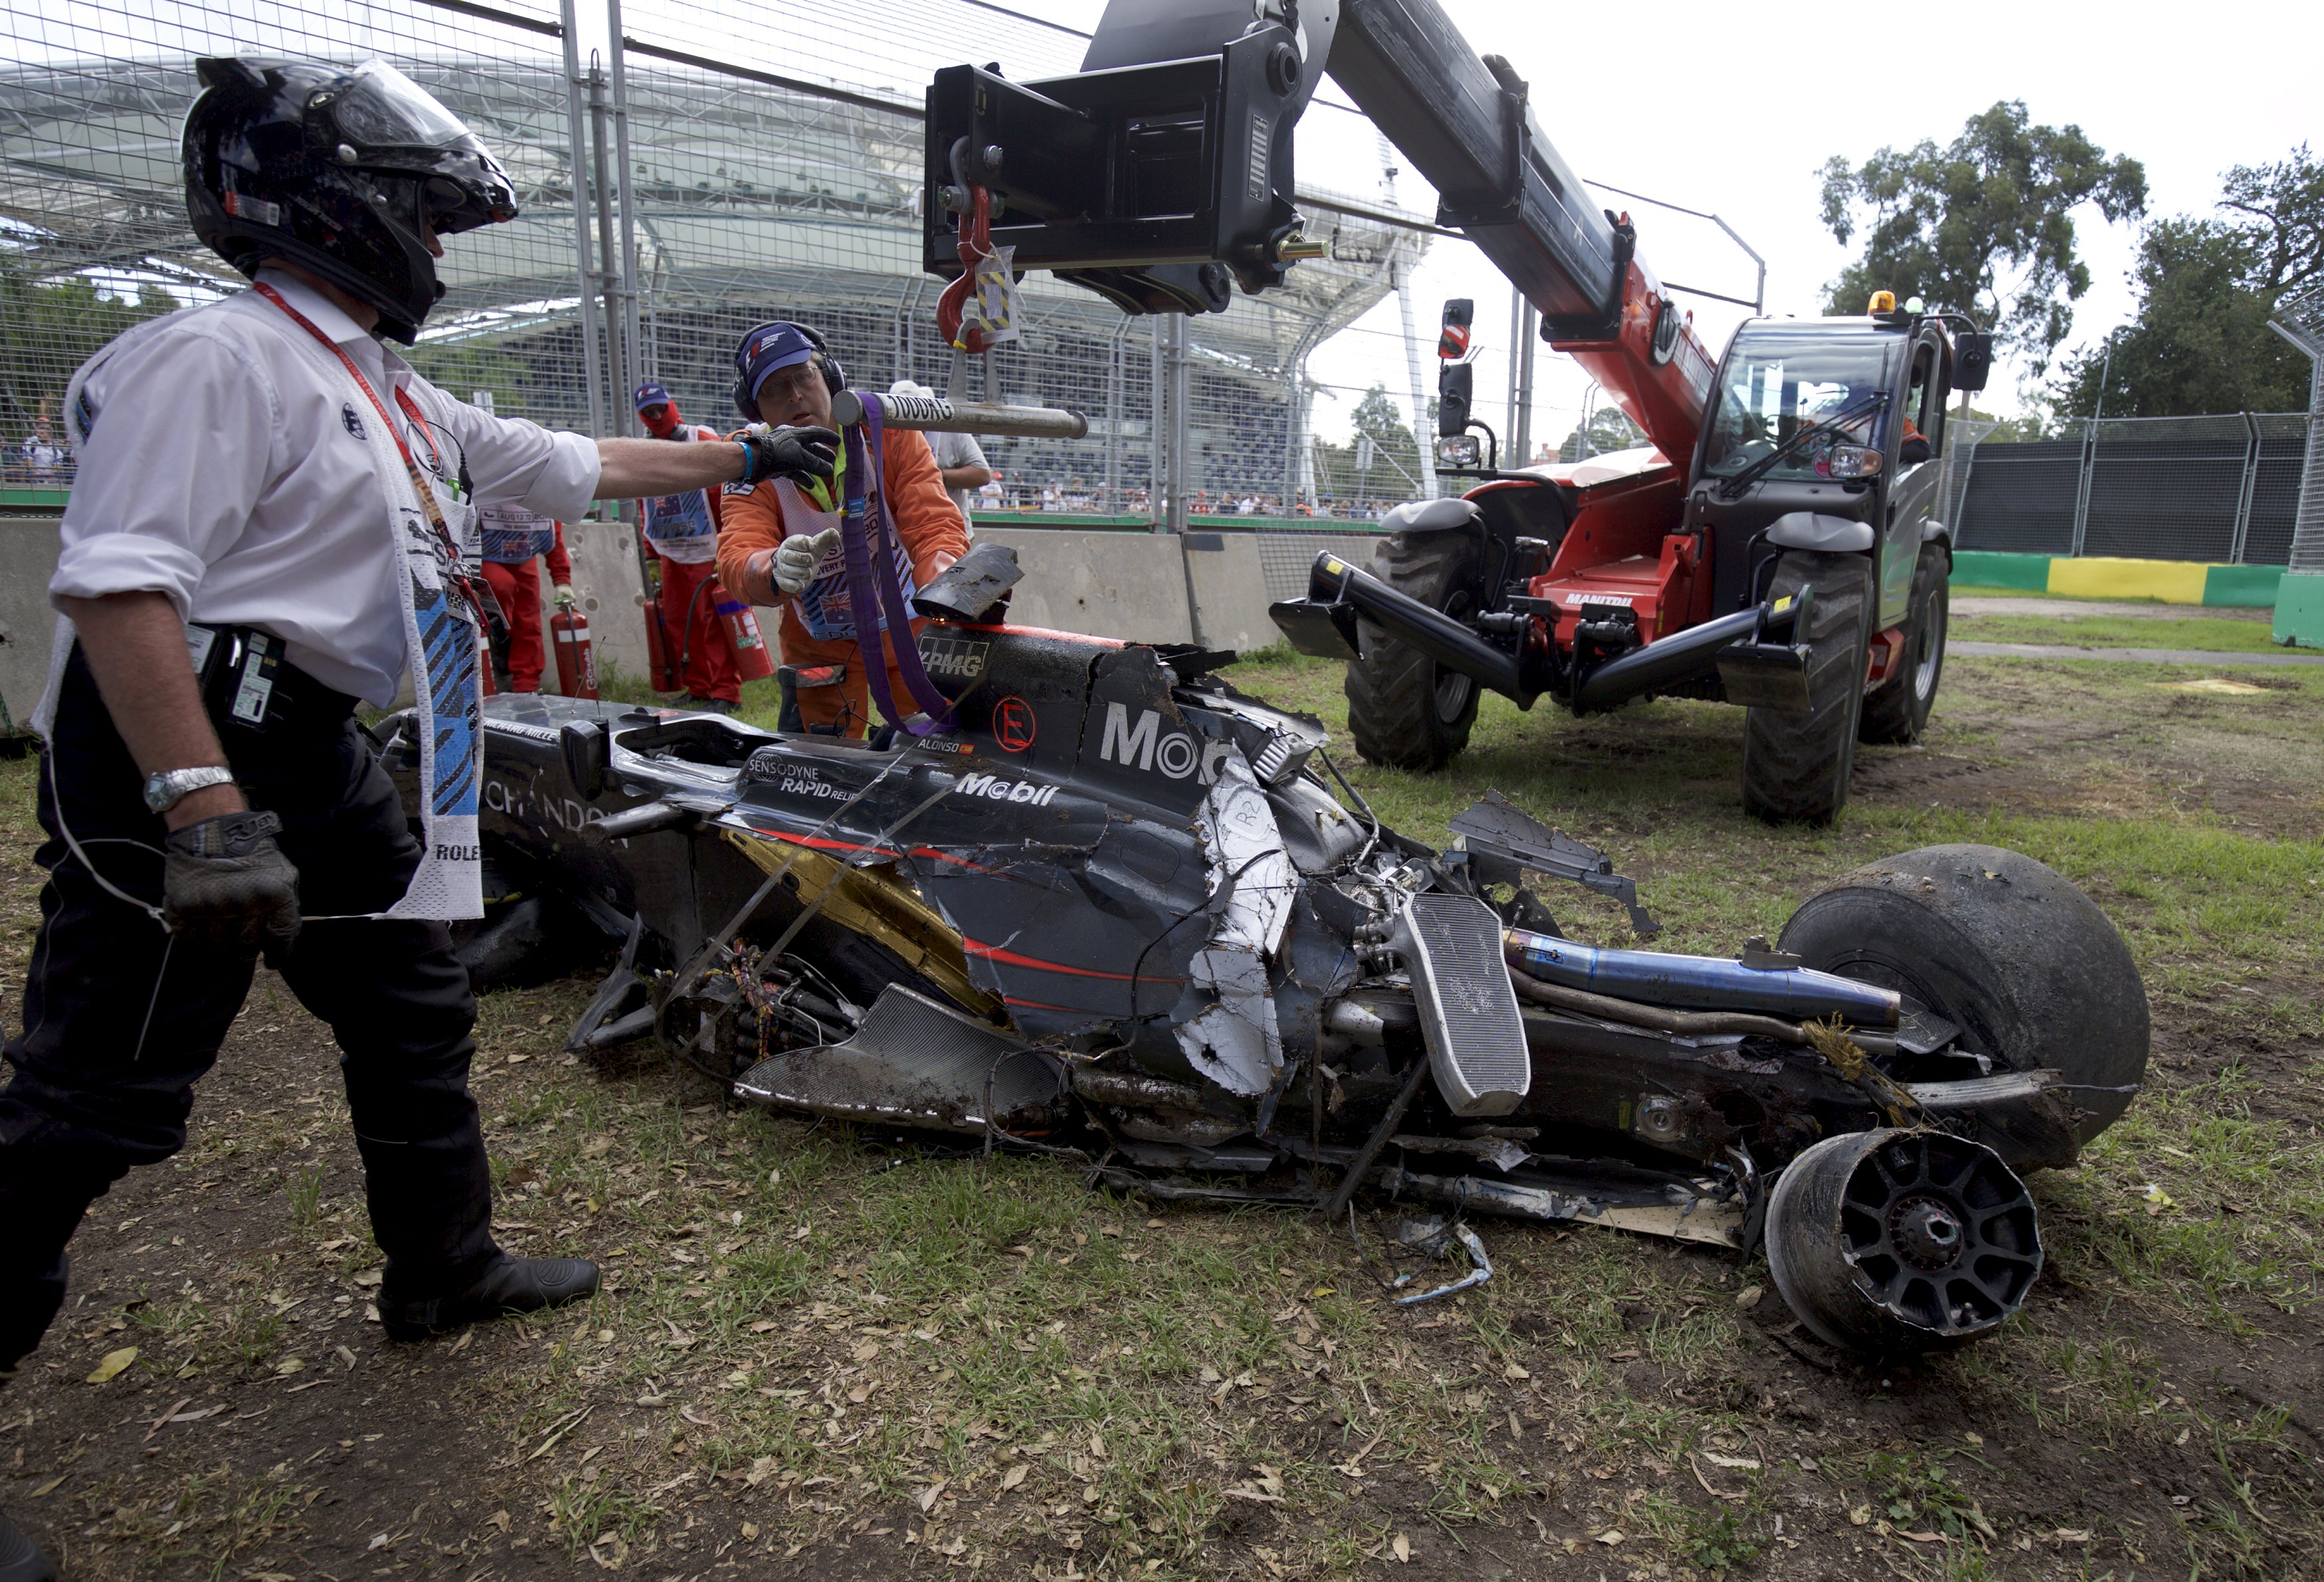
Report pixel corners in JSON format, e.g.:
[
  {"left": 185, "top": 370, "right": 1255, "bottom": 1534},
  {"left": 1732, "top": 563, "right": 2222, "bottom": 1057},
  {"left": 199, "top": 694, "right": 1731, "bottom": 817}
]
[{"left": 52, "top": 268, "right": 601, "bottom": 704}]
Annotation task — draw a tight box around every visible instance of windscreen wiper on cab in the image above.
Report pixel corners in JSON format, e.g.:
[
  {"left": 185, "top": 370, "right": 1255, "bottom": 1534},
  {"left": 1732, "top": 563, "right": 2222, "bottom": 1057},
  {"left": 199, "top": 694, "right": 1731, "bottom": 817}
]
[{"left": 1714, "top": 392, "right": 1888, "bottom": 500}]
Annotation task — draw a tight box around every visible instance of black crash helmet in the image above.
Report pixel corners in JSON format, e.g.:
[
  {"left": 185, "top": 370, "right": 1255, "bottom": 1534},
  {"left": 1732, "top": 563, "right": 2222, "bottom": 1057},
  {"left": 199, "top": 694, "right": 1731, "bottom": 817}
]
[{"left": 184, "top": 57, "right": 517, "bottom": 343}]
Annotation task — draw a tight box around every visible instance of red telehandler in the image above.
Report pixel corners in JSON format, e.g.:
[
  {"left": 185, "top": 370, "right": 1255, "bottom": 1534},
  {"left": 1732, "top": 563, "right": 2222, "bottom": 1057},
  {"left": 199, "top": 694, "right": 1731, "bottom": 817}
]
[{"left": 922, "top": 0, "right": 1992, "bottom": 822}]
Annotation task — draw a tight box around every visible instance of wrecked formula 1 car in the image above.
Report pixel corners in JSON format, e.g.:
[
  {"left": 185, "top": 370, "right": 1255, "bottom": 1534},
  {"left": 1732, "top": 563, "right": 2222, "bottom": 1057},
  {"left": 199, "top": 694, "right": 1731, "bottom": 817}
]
[{"left": 382, "top": 556, "right": 2147, "bottom": 1356}]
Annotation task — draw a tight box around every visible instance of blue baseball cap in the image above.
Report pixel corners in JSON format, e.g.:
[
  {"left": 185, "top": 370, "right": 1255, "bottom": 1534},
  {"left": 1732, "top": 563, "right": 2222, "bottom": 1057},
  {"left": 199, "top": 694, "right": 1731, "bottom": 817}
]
[
  {"left": 633, "top": 380, "right": 672, "bottom": 412},
  {"left": 734, "top": 322, "right": 819, "bottom": 404}
]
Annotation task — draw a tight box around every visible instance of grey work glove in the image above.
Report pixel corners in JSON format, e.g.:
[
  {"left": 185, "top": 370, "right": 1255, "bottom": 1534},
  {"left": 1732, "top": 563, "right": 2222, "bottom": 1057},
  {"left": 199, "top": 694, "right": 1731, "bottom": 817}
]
[
  {"left": 163, "top": 809, "right": 302, "bottom": 958},
  {"left": 737, "top": 424, "right": 841, "bottom": 489},
  {"left": 773, "top": 526, "right": 843, "bottom": 596}
]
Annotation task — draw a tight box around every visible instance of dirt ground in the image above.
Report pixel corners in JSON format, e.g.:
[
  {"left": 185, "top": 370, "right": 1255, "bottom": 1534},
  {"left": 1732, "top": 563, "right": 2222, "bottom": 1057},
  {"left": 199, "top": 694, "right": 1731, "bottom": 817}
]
[{"left": 1, "top": 615, "right": 2319, "bottom": 1581}]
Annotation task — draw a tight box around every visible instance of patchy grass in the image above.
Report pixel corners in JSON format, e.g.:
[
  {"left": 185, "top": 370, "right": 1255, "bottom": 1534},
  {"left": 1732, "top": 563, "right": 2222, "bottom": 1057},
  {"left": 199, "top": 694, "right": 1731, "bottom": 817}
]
[
  {"left": 1952, "top": 613, "right": 2293, "bottom": 654},
  {"left": 3, "top": 642, "right": 2321, "bottom": 1580}
]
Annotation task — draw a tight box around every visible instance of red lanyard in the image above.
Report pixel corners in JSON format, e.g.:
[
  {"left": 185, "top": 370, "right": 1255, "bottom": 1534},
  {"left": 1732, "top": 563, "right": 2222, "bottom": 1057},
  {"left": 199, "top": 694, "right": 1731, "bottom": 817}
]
[{"left": 254, "top": 281, "right": 487, "bottom": 623}]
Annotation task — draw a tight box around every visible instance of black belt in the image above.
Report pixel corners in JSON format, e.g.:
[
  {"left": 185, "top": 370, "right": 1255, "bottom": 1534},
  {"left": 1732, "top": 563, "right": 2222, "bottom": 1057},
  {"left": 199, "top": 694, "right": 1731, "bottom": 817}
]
[{"left": 188, "top": 625, "right": 357, "bottom": 732}]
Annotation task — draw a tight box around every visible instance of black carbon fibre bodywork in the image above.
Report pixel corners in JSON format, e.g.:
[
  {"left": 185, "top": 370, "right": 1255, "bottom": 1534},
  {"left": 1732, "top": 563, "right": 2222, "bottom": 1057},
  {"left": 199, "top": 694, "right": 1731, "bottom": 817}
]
[{"left": 380, "top": 617, "right": 2129, "bottom": 1356}]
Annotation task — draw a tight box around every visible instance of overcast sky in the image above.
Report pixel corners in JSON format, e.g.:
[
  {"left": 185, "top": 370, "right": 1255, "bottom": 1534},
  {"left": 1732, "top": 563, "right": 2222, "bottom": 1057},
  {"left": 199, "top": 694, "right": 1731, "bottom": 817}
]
[{"left": 1267, "top": 0, "right": 2324, "bottom": 452}]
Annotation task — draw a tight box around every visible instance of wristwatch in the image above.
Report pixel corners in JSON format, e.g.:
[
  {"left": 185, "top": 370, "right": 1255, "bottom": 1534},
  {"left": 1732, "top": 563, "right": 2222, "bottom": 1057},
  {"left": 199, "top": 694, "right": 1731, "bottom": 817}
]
[{"left": 143, "top": 765, "right": 238, "bottom": 815}]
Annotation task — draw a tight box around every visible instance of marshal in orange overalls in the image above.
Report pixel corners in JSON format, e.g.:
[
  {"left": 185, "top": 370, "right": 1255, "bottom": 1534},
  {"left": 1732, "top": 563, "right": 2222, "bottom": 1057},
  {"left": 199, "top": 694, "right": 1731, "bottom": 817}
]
[{"left": 715, "top": 428, "right": 967, "bottom": 736}]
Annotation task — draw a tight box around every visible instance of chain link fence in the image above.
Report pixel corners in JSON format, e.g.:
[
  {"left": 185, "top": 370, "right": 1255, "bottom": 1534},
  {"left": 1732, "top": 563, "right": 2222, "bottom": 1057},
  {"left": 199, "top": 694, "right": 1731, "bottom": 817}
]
[
  {"left": 1953, "top": 413, "right": 2312, "bottom": 565},
  {"left": 0, "top": 0, "right": 1434, "bottom": 524}
]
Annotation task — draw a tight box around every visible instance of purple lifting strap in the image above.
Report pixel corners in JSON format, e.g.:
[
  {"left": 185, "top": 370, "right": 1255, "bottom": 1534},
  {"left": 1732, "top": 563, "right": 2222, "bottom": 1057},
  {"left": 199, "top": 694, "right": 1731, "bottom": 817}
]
[{"left": 835, "top": 392, "right": 955, "bottom": 734}]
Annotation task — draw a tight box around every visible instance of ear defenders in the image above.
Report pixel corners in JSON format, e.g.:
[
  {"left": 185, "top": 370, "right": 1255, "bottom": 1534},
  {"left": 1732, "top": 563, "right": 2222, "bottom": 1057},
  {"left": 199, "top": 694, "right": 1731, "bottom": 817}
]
[{"left": 730, "top": 319, "right": 849, "bottom": 420}]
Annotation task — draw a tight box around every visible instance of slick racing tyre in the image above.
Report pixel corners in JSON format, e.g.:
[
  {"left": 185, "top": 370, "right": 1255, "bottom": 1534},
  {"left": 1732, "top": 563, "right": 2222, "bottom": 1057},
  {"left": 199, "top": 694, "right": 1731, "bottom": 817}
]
[
  {"left": 1778, "top": 844, "right": 2150, "bottom": 1145},
  {"left": 1344, "top": 527, "right": 1485, "bottom": 772},
  {"left": 1740, "top": 550, "right": 1872, "bottom": 825},
  {"left": 1859, "top": 544, "right": 1949, "bottom": 744}
]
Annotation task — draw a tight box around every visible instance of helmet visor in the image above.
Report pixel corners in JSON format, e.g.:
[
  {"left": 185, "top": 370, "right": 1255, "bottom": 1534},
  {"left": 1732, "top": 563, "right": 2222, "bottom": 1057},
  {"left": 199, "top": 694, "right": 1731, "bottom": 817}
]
[{"left": 332, "top": 62, "right": 475, "bottom": 149}]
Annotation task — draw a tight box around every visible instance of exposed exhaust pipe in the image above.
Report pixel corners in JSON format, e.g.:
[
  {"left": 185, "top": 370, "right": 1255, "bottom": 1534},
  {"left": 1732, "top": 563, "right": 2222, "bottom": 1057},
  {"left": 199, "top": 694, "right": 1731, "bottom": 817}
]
[
  {"left": 1273, "top": 552, "right": 1528, "bottom": 700},
  {"left": 1504, "top": 926, "right": 1901, "bottom": 1027}
]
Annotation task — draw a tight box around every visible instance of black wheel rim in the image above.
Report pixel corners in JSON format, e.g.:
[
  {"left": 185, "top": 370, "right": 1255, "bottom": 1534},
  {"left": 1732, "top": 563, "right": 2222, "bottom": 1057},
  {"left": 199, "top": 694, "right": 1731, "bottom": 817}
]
[
  {"left": 1837, "top": 1132, "right": 2040, "bottom": 1336},
  {"left": 1912, "top": 585, "right": 1946, "bottom": 704}
]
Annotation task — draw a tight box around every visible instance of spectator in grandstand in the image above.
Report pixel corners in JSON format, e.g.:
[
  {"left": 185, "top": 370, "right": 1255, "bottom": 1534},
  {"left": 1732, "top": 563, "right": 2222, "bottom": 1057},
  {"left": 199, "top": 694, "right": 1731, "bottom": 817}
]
[
  {"left": 890, "top": 379, "right": 991, "bottom": 536},
  {"left": 720, "top": 322, "right": 967, "bottom": 739},
  {"left": 978, "top": 473, "right": 1005, "bottom": 511},
  {"left": 633, "top": 379, "right": 744, "bottom": 713},
  {"left": 17, "top": 417, "right": 62, "bottom": 484}
]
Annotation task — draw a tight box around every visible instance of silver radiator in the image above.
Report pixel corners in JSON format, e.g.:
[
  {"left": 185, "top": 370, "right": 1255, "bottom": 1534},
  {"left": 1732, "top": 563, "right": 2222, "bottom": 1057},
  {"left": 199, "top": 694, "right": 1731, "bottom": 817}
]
[{"left": 1392, "top": 892, "right": 1532, "bottom": 1116}]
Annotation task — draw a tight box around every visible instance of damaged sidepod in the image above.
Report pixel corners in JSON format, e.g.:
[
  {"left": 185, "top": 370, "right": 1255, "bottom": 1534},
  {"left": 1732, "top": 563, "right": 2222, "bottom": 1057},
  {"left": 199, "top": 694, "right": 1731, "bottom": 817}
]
[{"left": 384, "top": 603, "right": 2149, "bottom": 1356}]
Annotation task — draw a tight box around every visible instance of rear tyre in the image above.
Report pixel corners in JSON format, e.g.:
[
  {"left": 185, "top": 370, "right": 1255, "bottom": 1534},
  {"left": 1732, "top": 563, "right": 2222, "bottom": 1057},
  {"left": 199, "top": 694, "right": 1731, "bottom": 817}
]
[
  {"left": 1859, "top": 544, "right": 1949, "bottom": 744},
  {"left": 1344, "top": 528, "right": 1485, "bottom": 772},
  {"left": 1777, "top": 844, "right": 2149, "bottom": 1145},
  {"left": 1740, "top": 550, "right": 1872, "bottom": 825}
]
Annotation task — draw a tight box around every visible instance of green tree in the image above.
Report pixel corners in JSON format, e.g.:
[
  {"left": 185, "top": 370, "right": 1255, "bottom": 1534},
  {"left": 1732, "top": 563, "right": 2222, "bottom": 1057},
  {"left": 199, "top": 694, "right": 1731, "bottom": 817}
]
[
  {"left": 1556, "top": 404, "right": 1646, "bottom": 462},
  {"left": 1818, "top": 102, "right": 2147, "bottom": 372},
  {"left": 2049, "top": 145, "right": 2323, "bottom": 418},
  {"left": 1311, "top": 384, "right": 1423, "bottom": 507},
  {"left": 0, "top": 260, "right": 182, "bottom": 437},
  {"left": 404, "top": 338, "right": 539, "bottom": 420}
]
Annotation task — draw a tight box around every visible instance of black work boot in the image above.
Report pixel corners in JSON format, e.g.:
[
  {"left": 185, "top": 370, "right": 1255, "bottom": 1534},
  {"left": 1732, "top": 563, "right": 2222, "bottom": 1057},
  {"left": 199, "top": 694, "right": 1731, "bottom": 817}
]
[
  {"left": 0, "top": 1503, "right": 58, "bottom": 1582},
  {"left": 379, "top": 1254, "right": 600, "bottom": 1342}
]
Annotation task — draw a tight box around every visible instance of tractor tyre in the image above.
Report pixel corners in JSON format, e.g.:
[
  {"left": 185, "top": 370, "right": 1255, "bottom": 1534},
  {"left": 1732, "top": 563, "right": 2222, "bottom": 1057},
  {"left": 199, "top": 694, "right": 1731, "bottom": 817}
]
[
  {"left": 1778, "top": 844, "right": 2149, "bottom": 1145},
  {"left": 1344, "top": 528, "right": 1485, "bottom": 772},
  {"left": 1859, "top": 544, "right": 1950, "bottom": 744},
  {"left": 1740, "top": 550, "right": 1872, "bottom": 825}
]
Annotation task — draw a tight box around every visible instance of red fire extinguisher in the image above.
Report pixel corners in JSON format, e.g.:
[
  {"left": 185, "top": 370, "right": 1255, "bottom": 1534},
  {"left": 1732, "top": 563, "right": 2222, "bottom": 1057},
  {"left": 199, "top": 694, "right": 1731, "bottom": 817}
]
[
  {"left": 551, "top": 602, "right": 600, "bottom": 698},
  {"left": 712, "top": 578, "right": 777, "bottom": 681}
]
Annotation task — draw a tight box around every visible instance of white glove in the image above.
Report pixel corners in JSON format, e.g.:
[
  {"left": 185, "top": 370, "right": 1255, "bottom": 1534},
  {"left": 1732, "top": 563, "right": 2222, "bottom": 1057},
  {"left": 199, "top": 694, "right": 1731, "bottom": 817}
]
[{"left": 773, "top": 526, "right": 841, "bottom": 596}]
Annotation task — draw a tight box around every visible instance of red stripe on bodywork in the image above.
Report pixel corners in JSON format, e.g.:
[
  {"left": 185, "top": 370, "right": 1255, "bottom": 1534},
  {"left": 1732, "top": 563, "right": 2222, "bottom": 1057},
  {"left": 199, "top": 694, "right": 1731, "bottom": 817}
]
[
  {"left": 743, "top": 823, "right": 999, "bottom": 876},
  {"left": 964, "top": 938, "right": 1179, "bottom": 985}
]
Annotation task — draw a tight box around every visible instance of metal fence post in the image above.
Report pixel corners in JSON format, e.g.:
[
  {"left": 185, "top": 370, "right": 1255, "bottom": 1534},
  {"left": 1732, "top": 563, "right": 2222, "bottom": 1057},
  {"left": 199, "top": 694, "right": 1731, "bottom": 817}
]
[
  {"left": 607, "top": 0, "right": 642, "bottom": 437},
  {"left": 2068, "top": 416, "right": 2096, "bottom": 558},
  {"left": 558, "top": 0, "right": 606, "bottom": 441},
  {"left": 2230, "top": 411, "right": 2262, "bottom": 564},
  {"left": 1167, "top": 314, "right": 1191, "bottom": 533},
  {"left": 1515, "top": 303, "right": 1536, "bottom": 467},
  {"left": 1149, "top": 317, "right": 1166, "bottom": 531},
  {"left": 586, "top": 62, "right": 627, "bottom": 439}
]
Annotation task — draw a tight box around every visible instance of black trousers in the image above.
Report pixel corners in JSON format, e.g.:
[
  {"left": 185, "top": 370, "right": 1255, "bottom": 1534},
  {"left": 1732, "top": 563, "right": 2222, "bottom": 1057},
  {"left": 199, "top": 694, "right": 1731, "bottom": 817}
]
[{"left": 0, "top": 647, "right": 497, "bottom": 1370}]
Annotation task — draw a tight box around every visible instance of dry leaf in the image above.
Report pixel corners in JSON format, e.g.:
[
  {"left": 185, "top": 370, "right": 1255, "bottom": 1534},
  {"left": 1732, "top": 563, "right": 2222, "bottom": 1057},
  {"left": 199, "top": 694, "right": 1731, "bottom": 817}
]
[
  {"left": 1502, "top": 1362, "right": 1531, "bottom": 1381},
  {"left": 1594, "top": 1529, "right": 1624, "bottom": 1545},
  {"left": 1390, "top": 1534, "right": 1411, "bottom": 1563},
  {"left": 917, "top": 1480, "right": 946, "bottom": 1512},
  {"left": 1001, "top": 1463, "right": 1029, "bottom": 1490},
  {"left": 2052, "top": 1529, "right": 2093, "bottom": 1543},
  {"left": 1703, "top": 1453, "right": 1761, "bottom": 1470},
  {"left": 1734, "top": 1283, "right": 1764, "bottom": 1309},
  {"left": 85, "top": 1347, "right": 137, "bottom": 1384}
]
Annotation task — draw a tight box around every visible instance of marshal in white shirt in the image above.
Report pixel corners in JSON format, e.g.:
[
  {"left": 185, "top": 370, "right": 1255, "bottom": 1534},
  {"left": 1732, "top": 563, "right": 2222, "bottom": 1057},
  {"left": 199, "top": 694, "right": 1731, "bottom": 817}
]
[{"left": 52, "top": 267, "right": 602, "bottom": 704}]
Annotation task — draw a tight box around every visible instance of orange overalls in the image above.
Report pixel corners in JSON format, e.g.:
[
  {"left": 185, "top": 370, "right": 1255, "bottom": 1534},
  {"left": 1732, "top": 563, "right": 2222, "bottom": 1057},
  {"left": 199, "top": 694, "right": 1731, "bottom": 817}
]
[{"left": 716, "top": 427, "right": 968, "bottom": 736}]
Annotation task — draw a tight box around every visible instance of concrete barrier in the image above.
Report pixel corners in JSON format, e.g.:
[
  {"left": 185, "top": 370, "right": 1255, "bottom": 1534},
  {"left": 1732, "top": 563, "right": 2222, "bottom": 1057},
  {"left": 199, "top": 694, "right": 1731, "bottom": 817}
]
[
  {"left": 0, "top": 516, "right": 62, "bottom": 734},
  {"left": 1181, "top": 532, "right": 1282, "bottom": 653},
  {"left": 973, "top": 527, "right": 1195, "bottom": 644},
  {"left": 531, "top": 516, "right": 652, "bottom": 692},
  {"left": 0, "top": 516, "right": 1379, "bottom": 739}
]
